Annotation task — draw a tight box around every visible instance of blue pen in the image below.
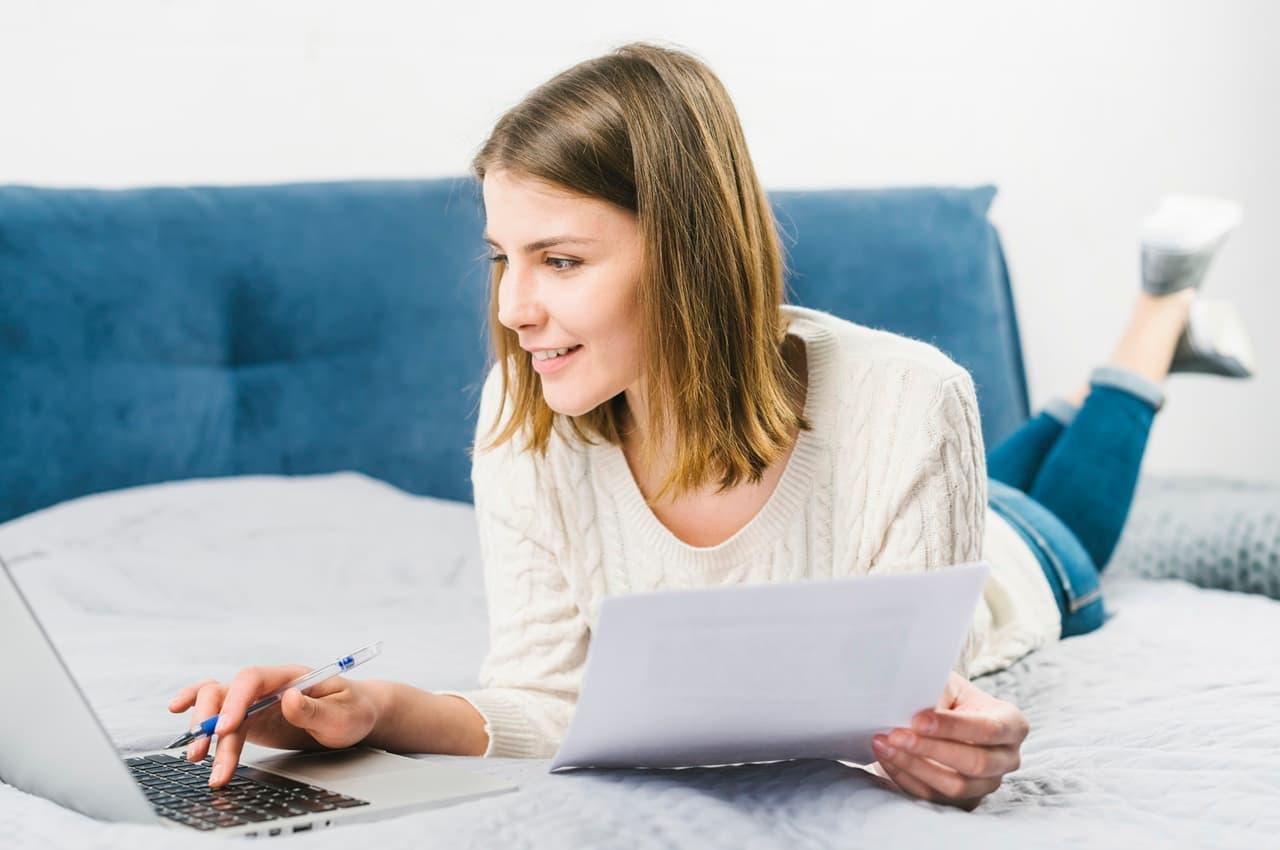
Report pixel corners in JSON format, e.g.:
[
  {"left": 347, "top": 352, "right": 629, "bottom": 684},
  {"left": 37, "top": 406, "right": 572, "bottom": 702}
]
[{"left": 164, "top": 641, "right": 383, "bottom": 749}]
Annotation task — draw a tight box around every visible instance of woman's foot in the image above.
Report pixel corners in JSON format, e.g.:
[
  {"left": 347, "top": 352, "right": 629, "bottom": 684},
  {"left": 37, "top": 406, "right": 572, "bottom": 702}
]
[
  {"left": 1107, "top": 289, "right": 1196, "bottom": 385},
  {"left": 1140, "top": 195, "right": 1243, "bottom": 295},
  {"left": 1169, "top": 297, "right": 1256, "bottom": 378}
]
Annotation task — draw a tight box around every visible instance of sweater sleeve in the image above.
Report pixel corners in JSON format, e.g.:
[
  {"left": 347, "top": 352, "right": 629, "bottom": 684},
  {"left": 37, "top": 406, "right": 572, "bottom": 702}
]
[
  {"left": 864, "top": 370, "right": 989, "bottom": 680},
  {"left": 433, "top": 366, "right": 590, "bottom": 757}
]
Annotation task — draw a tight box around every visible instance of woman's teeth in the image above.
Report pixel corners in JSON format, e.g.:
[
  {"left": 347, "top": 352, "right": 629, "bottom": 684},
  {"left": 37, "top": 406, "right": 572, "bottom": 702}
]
[{"left": 532, "top": 345, "right": 581, "bottom": 361}]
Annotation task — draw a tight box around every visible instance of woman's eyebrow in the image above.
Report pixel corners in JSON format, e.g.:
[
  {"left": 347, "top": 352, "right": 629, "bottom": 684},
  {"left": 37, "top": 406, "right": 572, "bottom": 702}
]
[{"left": 482, "top": 233, "right": 599, "bottom": 252}]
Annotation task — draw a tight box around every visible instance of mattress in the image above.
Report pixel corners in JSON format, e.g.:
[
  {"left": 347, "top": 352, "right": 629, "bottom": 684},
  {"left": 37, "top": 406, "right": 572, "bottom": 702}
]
[{"left": 1, "top": 472, "right": 1276, "bottom": 849}]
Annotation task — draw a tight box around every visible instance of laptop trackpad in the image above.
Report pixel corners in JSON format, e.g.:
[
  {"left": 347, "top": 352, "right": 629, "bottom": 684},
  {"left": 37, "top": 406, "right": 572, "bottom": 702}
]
[
  {"left": 243, "top": 745, "right": 514, "bottom": 805},
  {"left": 252, "top": 746, "right": 419, "bottom": 779}
]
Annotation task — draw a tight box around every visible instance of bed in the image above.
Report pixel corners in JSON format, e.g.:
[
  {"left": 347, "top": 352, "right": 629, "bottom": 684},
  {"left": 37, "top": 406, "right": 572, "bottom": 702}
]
[{"left": 1, "top": 179, "right": 1276, "bottom": 847}]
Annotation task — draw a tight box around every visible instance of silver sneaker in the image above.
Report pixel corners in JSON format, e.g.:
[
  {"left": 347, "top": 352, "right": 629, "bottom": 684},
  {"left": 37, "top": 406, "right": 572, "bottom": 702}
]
[
  {"left": 1170, "top": 298, "right": 1256, "bottom": 378},
  {"left": 1140, "top": 195, "right": 1243, "bottom": 295}
]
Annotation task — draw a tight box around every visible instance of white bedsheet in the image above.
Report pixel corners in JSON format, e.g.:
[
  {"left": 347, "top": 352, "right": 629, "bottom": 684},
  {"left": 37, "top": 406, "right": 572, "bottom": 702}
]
[{"left": 1, "top": 472, "right": 1277, "bottom": 849}]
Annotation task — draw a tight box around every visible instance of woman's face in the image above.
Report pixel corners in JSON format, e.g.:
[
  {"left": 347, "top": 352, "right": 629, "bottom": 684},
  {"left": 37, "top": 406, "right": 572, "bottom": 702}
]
[{"left": 483, "top": 168, "right": 644, "bottom": 418}]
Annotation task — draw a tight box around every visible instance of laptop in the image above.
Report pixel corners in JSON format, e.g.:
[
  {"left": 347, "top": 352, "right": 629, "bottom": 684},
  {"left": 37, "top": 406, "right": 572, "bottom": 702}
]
[{"left": 0, "top": 554, "right": 517, "bottom": 838}]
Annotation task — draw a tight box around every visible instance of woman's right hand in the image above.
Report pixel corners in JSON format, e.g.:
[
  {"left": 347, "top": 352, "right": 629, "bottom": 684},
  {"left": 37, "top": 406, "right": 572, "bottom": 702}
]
[{"left": 167, "top": 665, "right": 381, "bottom": 788}]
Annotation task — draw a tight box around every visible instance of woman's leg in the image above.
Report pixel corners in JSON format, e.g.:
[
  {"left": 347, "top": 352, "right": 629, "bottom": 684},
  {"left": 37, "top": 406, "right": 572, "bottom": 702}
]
[
  {"left": 1026, "top": 371, "right": 1162, "bottom": 571},
  {"left": 1024, "top": 290, "right": 1194, "bottom": 570},
  {"left": 986, "top": 399, "right": 1077, "bottom": 493},
  {"left": 985, "top": 277, "right": 1189, "bottom": 495}
]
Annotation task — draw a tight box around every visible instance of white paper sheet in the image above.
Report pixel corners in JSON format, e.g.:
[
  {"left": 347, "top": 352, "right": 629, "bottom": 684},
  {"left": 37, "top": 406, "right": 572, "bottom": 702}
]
[{"left": 549, "top": 562, "right": 989, "bottom": 772}]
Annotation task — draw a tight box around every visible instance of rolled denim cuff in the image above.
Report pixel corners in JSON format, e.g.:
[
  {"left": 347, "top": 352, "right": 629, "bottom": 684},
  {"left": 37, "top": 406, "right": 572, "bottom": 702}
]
[
  {"left": 1043, "top": 397, "right": 1080, "bottom": 427},
  {"left": 1089, "top": 365, "right": 1166, "bottom": 412}
]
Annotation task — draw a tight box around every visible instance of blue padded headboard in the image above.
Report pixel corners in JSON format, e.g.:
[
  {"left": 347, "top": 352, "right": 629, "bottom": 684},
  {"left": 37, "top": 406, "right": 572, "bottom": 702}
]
[{"left": 0, "top": 178, "right": 1028, "bottom": 523}]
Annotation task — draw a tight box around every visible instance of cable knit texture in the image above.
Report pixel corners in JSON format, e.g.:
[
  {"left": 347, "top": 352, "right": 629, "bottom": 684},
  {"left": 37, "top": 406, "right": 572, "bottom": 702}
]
[{"left": 436, "top": 305, "right": 1061, "bottom": 758}]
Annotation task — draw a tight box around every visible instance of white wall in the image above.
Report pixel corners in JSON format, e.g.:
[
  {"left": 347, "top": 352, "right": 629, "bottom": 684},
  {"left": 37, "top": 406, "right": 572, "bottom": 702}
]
[{"left": 3, "top": 0, "right": 1276, "bottom": 479}]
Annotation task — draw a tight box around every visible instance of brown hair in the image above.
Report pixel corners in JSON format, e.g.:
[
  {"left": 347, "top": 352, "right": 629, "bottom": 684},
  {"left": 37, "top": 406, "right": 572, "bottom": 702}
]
[{"left": 472, "top": 41, "right": 808, "bottom": 504}]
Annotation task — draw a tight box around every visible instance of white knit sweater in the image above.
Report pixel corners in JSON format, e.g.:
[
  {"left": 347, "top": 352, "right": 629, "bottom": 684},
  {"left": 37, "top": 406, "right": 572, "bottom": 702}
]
[{"left": 437, "top": 305, "right": 1062, "bottom": 759}]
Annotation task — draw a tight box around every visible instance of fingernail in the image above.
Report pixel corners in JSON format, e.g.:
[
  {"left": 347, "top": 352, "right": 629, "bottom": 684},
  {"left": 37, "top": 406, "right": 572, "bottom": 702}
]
[
  {"left": 913, "top": 713, "right": 936, "bottom": 734},
  {"left": 890, "top": 730, "right": 915, "bottom": 750}
]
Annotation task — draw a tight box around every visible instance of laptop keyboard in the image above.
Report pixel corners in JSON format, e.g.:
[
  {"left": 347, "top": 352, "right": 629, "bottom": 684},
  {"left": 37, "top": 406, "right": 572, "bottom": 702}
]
[{"left": 125, "top": 753, "right": 369, "bottom": 832}]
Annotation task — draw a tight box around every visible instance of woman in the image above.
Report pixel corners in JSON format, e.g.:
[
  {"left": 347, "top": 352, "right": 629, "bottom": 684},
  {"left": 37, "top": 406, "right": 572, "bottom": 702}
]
[{"left": 170, "top": 43, "right": 1254, "bottom": 810}]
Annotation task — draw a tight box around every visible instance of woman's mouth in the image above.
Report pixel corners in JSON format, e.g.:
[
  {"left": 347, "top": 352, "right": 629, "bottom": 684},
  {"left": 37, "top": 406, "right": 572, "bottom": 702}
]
[{"left": 531, "top": 344, "right": 583, "bottom": 375}]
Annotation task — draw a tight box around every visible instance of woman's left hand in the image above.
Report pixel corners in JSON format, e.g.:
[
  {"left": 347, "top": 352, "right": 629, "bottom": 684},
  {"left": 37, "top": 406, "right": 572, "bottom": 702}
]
[{"left": 871, "top": 671, "right": 1029, "bottom": 810}]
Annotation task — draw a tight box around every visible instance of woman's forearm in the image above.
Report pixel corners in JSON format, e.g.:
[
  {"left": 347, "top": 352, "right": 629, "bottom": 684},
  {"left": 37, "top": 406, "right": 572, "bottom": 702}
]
[{"left": 357, "top": 680, "right": 489, "bottom": 756}]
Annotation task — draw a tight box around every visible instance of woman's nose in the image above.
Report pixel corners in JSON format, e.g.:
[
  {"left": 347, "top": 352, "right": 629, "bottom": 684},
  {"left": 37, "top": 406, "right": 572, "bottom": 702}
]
[{"left": 496, "top": 262, "right": 545, "bottom": 331}]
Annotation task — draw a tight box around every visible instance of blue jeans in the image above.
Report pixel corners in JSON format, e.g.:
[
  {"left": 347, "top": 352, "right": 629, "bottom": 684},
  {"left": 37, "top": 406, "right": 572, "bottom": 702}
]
[{"left": 985, "top": 366, "right": 1164, "bottom": 639}]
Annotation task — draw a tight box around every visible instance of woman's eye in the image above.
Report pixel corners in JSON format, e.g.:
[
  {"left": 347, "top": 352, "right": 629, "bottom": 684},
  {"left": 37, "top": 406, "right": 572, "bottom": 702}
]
[{"left": 486, "top": 254, "right": 578, "bottom": 271}]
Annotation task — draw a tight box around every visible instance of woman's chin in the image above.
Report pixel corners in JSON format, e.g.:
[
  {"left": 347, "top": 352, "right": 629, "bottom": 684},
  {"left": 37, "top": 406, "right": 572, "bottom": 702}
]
[{"left": 542, "top": 390, "right": 603, "bottom": 418}]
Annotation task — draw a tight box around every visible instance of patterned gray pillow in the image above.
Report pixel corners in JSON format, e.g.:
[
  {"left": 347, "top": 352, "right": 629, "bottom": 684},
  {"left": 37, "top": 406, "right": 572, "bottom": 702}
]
[{"left": 1106, "top": 474, "right": 1280, "bottom": 599}]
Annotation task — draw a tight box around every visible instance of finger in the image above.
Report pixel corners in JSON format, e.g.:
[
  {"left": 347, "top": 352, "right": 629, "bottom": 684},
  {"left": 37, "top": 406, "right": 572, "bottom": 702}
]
[
  {"left": 890, "top": 729, "right": 1020, "bottom": 779},
  {"left": 297, "top": 676, "right": 347, "bottom": 700},
  {"left": 279, "top": 687, "right": 362, "bottom": 748},
  {"left": 168, "top": 678, "right": 217, "bottom": 713},
  {"left": 912, "top": 707, "right": 1029, "bottom": 747},
  {"left": 280, "top": 687, "right": 330, "bottom": 735},
  {"left": 215, "top": 665, "right": 310, "bottom": 737},
  {"left": 206, "top": 670, "right": 266, "bottom": 787},
  {"left": 187, "top": 682, "right": 226, "bottom": 762},
  {"left": 209, "top": 730, "right": 245, "bottom": 788},
  {"left": 937, "top": 671, "right": 965, "bottom": 710},
  {"left": 874, "top": 753, "right": 943, "bottom": 804},
  {"left": 874, "top": 737, "right": 1000, "bottom": 802}
]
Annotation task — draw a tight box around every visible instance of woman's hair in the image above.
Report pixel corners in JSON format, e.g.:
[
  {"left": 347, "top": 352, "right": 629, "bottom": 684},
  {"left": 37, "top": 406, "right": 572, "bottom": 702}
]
[{"left": 472, "top": 41, "right": 809, "bottom": 503}]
